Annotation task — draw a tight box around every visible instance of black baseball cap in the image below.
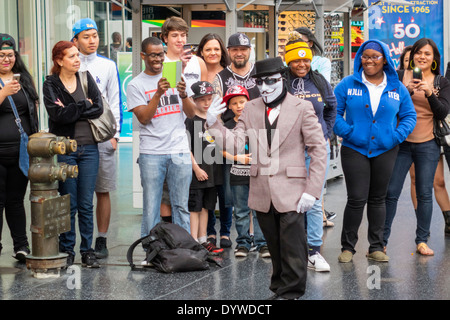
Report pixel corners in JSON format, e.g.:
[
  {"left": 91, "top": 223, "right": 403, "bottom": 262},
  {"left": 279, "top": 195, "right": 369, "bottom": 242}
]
[
  {"left": 0, "top": 34, "right": 16, "bottom": 51},
  {"left": 227, "top": 33, "right": 251, "bottom": 48},
  {"left": 190, "top": 81, "right": 215, "bottom": 99}
]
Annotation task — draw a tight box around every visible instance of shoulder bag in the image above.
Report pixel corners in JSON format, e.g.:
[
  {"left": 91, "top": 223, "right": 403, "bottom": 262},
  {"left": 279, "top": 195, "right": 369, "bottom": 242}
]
[
  {"left": 0, "top": 78, "right": 29, "bottom": 177},
  {"left": 432, "top": 75, "right": 450, "bottom": 147},
  {"left": 79, "top": 71, "right": 117, "bottom": 143}
]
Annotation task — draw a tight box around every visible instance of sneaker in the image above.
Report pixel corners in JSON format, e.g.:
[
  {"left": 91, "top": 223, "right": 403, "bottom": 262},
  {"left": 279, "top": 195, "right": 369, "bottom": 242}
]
[
  {"left": 202, "top": 242, "right": 223, "bottom": 256},
  {"left": 325, "top": 210, "right": 336, "bottom": 221},
  {"left": 220, "top": 237, "right": 232, "bottom": 248},
  {"left": 338, "top": 250, "right": 353, "bottom": 263},
  {"left": 65, "top": 252, "right": 75, "bottom": 268},
  {"left": 234, "top": 246, "right": 249, "bottom": 257},
  {"left": 94, "top": 237, "right": 109, "bottom": 259},
  {"left": 258, "top": 245, "right": 271, "bottom": 258},
  {"left": 13, "top": 246, "right": 30, "bottom": 263},
  {"left": 207, "top": 236, "right": 217, "bottom": 246},
  {"left": 81, "top": 250, "right": 100, "bottom": 268},
  {"left": 308, "top": 252, "right": 330, "bottom": 272},
  {"left": 366, "top": 251, "right": 389, "bottom": 262}
]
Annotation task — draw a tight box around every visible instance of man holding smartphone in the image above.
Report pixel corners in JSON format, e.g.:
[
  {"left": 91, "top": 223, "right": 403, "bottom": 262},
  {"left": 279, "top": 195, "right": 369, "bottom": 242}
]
[
  {"left": 161, "top": 16, "right": 207, "bottom": 97},
  {"left": 72, "top": 18, "right": 122, "bottom": 260},
  {"left": 127, "top": 38, "right": 196, "bottom": 265}
]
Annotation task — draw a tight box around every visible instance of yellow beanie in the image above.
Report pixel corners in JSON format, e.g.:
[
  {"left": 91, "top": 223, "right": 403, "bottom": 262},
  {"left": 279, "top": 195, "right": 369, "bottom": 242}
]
[{"left": 284, "top": 32, "right": 313, "bottom": 65}]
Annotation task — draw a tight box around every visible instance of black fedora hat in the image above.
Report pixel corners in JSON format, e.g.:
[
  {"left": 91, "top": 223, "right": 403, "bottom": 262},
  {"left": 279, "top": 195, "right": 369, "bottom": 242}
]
[{"left": 251, "top": 57, "right": 288, "bottom": 78}]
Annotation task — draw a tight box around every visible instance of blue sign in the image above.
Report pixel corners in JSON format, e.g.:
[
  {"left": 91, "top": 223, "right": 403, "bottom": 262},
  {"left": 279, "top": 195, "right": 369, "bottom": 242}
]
[{"left": 368, "top": 0, "right": 444, "bottom": 72}]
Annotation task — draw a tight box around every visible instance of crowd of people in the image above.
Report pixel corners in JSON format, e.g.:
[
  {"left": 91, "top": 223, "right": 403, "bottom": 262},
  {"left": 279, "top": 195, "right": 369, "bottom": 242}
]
[{"left": 0, "top": 15, "right": 450, "bottom": 300}]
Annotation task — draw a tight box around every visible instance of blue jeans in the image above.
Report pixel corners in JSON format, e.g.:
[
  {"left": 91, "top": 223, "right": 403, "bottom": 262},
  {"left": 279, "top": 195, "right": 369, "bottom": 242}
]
[
  {"left": 304, "top": 142, "right": 330, "bottom": 248},
  {"left": 207, "top": 163, "right": 233, "bottom": 238},
  {"left": 139, "top": 153, "right": 192, "bottom": 237},
  {"left": 384, "top": 140, "right": 440, "bottom": 246},
  {"left": 58, "top": 144, "right": 99, "bottom": 255},
  {"left": 231, "top": 183, "right": 266, "bottom": 250}
]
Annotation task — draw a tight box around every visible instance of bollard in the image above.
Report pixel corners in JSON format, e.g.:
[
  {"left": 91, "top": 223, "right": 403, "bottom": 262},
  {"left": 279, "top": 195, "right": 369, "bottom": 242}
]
[{"left": 25, "top": 132, "right": 78, "bottom": 279}]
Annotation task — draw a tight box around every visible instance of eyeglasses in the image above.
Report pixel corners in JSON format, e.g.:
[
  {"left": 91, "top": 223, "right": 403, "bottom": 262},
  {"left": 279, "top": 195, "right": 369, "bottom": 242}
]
[
  {"left": 0, "top": 53, "right": 15, "bottom": 60},
  {"left": 361, "top": 55, "right": 383, "bottom": 62},
  {"left": 255, "top": 77, "right": 282, "bottom": 86},
  {"left": 142, "top": 52, "right": 165, "bottom": 59}
]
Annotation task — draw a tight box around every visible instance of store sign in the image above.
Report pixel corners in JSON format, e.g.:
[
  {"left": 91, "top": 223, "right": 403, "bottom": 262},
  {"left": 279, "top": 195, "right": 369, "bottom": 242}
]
[
  {"left": 368, "top": 0, "right": 444, "bottom": 71},
  {"left": 117, "top": 52, "right": 135, "bottom": 140}
]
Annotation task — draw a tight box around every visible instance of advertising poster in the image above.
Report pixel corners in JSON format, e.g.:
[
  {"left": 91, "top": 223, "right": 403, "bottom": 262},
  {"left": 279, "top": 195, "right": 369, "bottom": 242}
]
[
  {"left": 368, "top": 0, "right": 444, "bottom": 72},
  {"left": 117, "top": 52, "right": 134, "bottom": 141}
]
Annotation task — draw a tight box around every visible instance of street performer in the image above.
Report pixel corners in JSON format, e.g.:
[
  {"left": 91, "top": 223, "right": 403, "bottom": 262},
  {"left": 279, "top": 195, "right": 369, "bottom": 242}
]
[{"left": 205, "top": 57, "right": 327, "bottom": 299}]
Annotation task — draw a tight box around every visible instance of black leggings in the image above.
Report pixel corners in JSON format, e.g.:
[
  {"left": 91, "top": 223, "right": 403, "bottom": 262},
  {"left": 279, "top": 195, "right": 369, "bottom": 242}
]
[
  {"left": 0, "top": 157, "right": 29, "bottom": 251},
  {"left": 340, "top": 145, "right": 399, "bottom": 254}
]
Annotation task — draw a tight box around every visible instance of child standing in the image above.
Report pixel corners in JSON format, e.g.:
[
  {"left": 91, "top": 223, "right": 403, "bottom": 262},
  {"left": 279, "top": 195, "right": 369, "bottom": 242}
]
[
  {"left": 222, "top": 86, "right": 270, "bottom": 258},
  {"left": 185, "top": 81, "right": 224, "bottom": 255}
]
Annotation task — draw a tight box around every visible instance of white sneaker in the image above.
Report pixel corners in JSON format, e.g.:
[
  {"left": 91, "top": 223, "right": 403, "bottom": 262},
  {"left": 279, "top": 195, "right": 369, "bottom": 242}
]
[{"left": 308, "top": 252, "right": 330, "bottom": 272}]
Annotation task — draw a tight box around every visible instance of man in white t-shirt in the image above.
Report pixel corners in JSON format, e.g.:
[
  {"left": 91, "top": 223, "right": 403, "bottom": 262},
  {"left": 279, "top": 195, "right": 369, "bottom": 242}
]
[
  {"left": 161, "top": 16, "right": 207, "bottom": 97},
  {"left": 127, "top": 37, "right": 196, "bottom": 238}
]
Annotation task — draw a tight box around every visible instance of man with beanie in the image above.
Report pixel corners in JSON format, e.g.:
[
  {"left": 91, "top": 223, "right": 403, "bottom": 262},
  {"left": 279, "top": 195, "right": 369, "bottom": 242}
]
[
  {"left": 206, "top": 57, "right": 327, "bottom": 299},
  {"left": 72, "top": 18, "right": 122, "bottom": 260}
]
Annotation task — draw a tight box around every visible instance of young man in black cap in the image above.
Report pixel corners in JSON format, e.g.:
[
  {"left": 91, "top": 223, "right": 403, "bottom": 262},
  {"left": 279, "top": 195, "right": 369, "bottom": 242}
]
[{"left": 206, "top": 57, "right": 327, "bottom": 300}]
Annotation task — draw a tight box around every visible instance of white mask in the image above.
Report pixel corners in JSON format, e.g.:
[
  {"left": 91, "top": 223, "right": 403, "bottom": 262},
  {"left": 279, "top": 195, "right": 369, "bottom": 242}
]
[{"left": 256, "top": 73, "right": 284, "bottom": 104}]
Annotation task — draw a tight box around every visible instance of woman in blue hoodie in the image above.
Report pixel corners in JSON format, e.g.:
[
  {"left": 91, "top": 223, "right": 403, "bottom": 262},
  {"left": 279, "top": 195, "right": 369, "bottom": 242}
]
[{"left": 333, "top": 40, "right": 416, "bottom": 263}]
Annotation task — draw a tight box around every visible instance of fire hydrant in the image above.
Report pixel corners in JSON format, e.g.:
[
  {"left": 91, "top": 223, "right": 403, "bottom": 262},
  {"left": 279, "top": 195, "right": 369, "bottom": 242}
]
[{"left": 25, "top": 132, "right": 78, "bottom": 278}]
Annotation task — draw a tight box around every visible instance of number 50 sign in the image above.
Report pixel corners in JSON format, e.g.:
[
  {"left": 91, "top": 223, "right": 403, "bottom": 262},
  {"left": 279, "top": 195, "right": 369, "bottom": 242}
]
[
  {"left": 394, "top": 18, "right": 420, "bottom": 39},
  {"left": 368, "top": 0, "right": 444, "bottom": 72}
]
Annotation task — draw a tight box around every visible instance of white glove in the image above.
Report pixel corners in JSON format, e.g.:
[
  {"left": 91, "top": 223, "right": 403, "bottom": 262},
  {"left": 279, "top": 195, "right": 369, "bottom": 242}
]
[
  {"left": 206, "top": 95, "right": 227, "bottom": 126},
  {"left": 296, "top": 193, "right": 316, "bottom": 213}
]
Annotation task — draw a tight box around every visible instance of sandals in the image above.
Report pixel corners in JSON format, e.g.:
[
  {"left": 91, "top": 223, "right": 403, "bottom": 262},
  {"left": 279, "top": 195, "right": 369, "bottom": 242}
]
[{"left": 416, "top": 242, "right": 434, "bottom": 256}]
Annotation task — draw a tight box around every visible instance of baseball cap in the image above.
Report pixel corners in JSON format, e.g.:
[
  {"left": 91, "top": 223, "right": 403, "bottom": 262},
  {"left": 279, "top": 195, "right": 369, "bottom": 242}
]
[
  {"left": 0, "top": 34, "right": 16, "bottom": 51},
  {"left": 190, "top": 81, "right": 215, "bottom": 99},
  {"left": 227, "top": 33, "right": 251, "bottom": 48},
  {"left": 223, "top": 85, "right": 249, "bottom": 105},
  {"left": 72, "top": 18, "right": 98, "bottom": 40}
]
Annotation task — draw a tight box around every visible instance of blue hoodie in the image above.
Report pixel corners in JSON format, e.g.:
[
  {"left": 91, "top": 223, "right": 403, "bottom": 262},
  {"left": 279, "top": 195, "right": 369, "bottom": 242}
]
[{"left": 333, "top": 39, "right": 416, "bottom": 158}]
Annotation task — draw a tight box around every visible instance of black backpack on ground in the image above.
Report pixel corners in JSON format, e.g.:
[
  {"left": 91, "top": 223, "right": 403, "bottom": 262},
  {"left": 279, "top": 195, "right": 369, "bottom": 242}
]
[{"left": 127, "top": 222, "right": 216, "bottom": 273}]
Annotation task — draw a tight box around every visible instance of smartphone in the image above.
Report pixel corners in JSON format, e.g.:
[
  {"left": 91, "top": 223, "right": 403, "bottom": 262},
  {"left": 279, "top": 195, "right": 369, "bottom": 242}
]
[
  {"left": 13, "top": 73, "right": 20, "bottom": 82},
  {"left": 183, "top": 44, "right": 192, "bottom": 55},
  {"left": 412, "top": 67, "right": 422, "bottom": 80}
]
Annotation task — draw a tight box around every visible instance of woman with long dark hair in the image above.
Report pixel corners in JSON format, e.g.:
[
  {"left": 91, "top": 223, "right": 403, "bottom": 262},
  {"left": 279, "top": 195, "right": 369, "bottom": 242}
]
[
  {"left": 384, "top": 38, "right": 450, "bottom": 255},
  {"left": 0, "top": 34, "right": 39, "bottom": 262},
  {"left": 197, "top": 33, "right": 233, "bottom": 248},
  {"left": 43, "top": 40, "right": 103, "bottom": 267},
  {"left": 196, "top": 33, "right": 230, "bottom": 84}
]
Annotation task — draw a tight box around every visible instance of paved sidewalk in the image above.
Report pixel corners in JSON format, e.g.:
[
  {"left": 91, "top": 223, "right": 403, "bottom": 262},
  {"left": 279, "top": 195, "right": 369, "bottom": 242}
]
[{"left": 0, "top": 143, "right": 449, "bottom": 304}]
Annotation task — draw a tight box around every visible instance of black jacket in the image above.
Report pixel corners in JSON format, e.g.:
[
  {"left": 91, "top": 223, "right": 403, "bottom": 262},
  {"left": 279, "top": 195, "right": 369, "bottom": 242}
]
[{"left": 43, "top": 71, "right": 103, "bottom": 138}]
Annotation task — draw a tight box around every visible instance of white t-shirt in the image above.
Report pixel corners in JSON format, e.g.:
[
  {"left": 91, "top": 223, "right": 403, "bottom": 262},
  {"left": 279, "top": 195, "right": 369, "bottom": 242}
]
[{"left": 127, "top": 71, "right": 189, "bottom": 154}]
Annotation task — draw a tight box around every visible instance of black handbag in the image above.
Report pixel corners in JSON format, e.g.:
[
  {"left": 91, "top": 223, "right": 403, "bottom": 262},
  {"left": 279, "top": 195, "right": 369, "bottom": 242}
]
[
  {"left": 79, "top": 71, "right": 117, "bottom": 143},
  {"left": 432, "top": 75, "right": 450, "bottom": 147},
  {"left": 0, "top": 78, "right": 29, "bottom": 177}
]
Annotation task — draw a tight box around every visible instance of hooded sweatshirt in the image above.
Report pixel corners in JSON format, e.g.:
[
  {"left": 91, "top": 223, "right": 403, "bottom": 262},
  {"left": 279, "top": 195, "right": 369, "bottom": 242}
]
[{"left": 333, "top": 39, "right": 416, "bottom": 158}]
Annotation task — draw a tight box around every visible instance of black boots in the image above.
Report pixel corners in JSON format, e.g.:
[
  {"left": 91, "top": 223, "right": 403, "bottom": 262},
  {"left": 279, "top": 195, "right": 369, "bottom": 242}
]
[{"left": 443, "top": 211, "right": 450, "bottom": 237}]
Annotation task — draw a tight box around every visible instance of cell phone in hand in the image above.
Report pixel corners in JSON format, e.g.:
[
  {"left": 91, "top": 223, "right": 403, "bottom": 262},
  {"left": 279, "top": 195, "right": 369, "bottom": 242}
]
[
  {"left": 13, "top": 74, "right": 20, "bottom": 82},
  {"left": 183, "top": 44, "right": 192, "bottom": 55},
  {"left": 412, "top": 67, "right": 422, "bottom": 80}
]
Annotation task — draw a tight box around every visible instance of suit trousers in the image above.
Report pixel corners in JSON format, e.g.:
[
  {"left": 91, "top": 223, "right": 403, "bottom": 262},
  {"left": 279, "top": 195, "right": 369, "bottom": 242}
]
[{"left": 256, "top": 205, "right": 308, "bottom": 299}]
